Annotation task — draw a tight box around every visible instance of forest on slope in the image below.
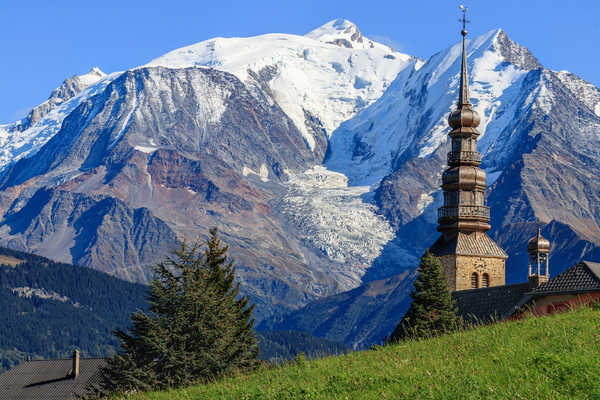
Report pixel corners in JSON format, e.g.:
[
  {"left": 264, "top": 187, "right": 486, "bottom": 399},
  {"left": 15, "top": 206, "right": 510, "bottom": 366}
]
[{"left": 0, "top": 246, "right": 347, "bottom": 371}]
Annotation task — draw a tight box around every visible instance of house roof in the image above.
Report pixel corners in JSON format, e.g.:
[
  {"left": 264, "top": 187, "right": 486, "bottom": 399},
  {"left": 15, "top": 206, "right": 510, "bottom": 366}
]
[
  {"left": 532, "top": 261, "right": 600, "bottom": 295},
  {"left": 430, "top": 232, "right": 508, "bottom": 259},
  {"left": 452, "top": 282, "right": 531, "bottom": 324},
  {"left": 0, "top": 358, "right": 106, "bottom": 400}
]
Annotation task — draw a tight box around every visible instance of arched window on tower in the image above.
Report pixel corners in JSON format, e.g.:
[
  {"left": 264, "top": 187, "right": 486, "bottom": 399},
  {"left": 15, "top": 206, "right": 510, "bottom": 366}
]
[
  {"left": 482, "top": 273, "right": 490, "bottom": 288},
  {"left": 471, "top": 272, "right": 479, "bottom": 289}
]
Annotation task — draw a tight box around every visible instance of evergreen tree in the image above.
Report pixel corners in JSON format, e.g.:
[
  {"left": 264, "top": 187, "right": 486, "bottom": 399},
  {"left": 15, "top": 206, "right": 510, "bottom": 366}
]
[
  {"left": 99, "top": 228, "right": 259, "bottom": 393},
  {"left": 388, "top": 251, "right": 459, "bottom": 342}
]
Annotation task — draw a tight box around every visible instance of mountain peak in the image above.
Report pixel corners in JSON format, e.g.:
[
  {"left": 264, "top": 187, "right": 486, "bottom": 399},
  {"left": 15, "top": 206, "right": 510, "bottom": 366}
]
[
  {"left": 492, "top": 29, "right": 541, "bottom": 71},
  {"left": 305, "top": 19, "right": 378, "bottom": 50}
]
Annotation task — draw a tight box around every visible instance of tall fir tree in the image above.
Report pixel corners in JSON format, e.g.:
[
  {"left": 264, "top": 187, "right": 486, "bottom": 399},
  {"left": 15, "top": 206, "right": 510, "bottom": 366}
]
[
  {"left": 388, "top": 251, "right": 460, "bottom": 342},
  {"left": 99, "top": 228, "right": 259, "bottom": 394}
]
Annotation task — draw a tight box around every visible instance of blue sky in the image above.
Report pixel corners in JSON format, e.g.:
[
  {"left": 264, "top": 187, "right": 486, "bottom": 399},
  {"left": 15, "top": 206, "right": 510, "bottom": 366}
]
[{"left": 1, "top": 0, "right": 599, "bottom": 123}]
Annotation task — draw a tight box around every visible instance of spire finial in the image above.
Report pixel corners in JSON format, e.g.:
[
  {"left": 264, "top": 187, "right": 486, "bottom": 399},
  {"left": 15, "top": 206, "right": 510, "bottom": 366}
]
[
  {"left": 459, "top": 5, "right": 469, "bottom": 36},
  {"left": 457, "top": 5, "right": 471, "bottom": 107}
]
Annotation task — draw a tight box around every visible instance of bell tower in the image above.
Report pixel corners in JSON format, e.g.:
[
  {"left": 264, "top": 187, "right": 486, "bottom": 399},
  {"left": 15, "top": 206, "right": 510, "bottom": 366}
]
[{"left": 430, "top": 6, "right": 508, "bottom": 291}]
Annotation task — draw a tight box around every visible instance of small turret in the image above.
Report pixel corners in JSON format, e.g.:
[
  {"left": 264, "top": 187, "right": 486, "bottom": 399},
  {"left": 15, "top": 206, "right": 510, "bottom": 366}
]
[{"left": 527, "top": 228, "right": 550, "bottom": 288}]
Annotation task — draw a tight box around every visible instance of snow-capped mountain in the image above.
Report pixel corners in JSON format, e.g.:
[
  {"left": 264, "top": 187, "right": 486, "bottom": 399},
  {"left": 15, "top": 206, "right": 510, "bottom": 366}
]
[
  {"left": 326, "top": 29, "right": 540, "bottom": 185},
  {"left": 0, "top": 20, "right": 419, "bottom": 321},
  {"left": 0, "top": 20, "right": 599, "bottom": 334},
  {"left": 146, "top": 19, "right": 416, "bottom": 158}
]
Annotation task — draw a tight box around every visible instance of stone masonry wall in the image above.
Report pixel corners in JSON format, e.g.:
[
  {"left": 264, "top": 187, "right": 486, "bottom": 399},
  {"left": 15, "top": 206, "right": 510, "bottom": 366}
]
[
  {"left": 455, "top": 255, "right": 506, "bottom": 291},
  {"left": 439, "top": 254, "right": 506, "bottom": 291}
]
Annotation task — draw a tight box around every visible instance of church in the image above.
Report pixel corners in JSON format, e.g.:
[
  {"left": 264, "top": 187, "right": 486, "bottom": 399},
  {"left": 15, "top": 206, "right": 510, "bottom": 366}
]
[{"left": 429, "top": 12, "right": 600, "bottom": 322}]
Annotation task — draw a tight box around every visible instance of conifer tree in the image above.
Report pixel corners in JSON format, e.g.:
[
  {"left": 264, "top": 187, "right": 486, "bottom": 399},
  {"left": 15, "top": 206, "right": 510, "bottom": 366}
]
[
  {"left": 388, "top": 251, "right": 459, "bottom": 342},
  {"left": 99, "top": 228, "right": 259, "bottom": 394}
]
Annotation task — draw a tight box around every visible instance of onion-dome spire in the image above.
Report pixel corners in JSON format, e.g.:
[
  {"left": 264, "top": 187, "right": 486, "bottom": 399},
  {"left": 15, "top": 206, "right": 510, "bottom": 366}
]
[
  {"left": 527, "top": 228, "right": 550, "bottom": 254},
  {"left": 448, "top": 5, "right": 480, "bottom": 131}
]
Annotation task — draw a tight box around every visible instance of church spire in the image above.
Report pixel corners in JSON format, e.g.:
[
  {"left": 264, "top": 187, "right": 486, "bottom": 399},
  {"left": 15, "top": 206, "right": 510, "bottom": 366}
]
[
  {"left": 438, "top": 5, "right": 488, "bottom": 235},
  {"left": 429, "top": 5, "right": 508, "bottom": 292},
  {"left": 458, "top": 5, "right": 471, "bottom": 107}
]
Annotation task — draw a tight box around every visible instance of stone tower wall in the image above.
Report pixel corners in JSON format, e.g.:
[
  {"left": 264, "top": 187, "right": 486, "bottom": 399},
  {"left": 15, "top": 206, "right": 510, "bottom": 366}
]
[
  {"left": 439, "top": 255, "right": 458, "bottom": 292},
  {"left": 439, "top": 254, "right": 506, "bottom": 291}
]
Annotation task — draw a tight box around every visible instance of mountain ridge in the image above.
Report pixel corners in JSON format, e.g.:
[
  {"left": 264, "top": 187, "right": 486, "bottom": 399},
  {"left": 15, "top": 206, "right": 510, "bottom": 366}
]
[{"left": 0, "top": 22, "right": 598, "bottom": 341}]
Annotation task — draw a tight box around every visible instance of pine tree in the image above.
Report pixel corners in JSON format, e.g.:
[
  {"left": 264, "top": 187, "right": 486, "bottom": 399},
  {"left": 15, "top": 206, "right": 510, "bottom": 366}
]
[
  {"left": 388, "top": 251, "right": 460, "bottom": 342},
  {"left": 98, "top": 228, "right": 259, "bottom": 394}
]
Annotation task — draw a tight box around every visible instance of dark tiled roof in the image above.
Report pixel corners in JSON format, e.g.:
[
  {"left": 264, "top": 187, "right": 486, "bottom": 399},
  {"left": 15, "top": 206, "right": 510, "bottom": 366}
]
[
  {"left": 0, "top": 358, "right": 106, "bottom": 400},
  {"left": 532, "top": 261, "right": 600, "bottom": 295},
  {"left": 452, "top": 282, "right": 530, "bottom": 324},
  {"left": 430, "top": 232, "right": 508, "bottom": 259}
]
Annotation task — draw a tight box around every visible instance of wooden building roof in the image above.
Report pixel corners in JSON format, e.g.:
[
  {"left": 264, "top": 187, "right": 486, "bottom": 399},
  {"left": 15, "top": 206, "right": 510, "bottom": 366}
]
[
  {"left": 430, "top": 232, "right": 508, "bottom": 259},
  {"left": 0, "top": 358, "right": 106, "bottom": 400}
]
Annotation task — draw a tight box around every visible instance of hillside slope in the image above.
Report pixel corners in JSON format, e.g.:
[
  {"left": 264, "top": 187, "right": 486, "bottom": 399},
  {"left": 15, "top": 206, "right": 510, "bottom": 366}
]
[
  {"left": 0, "top": 247, "right": 148, "bottom": 371},
  {"left": 122, "top": 307, "right": 600, "bottom": 400}
]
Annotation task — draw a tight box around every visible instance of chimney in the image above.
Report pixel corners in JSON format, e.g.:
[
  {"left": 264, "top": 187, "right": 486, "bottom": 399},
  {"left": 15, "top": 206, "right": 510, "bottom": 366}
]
[{"left": 72, "top": 350, "right": 80, "bottom": 378}]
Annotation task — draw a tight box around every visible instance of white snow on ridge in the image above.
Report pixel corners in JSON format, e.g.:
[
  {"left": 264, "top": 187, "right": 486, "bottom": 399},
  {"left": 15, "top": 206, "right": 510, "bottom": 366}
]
[
  {"left": 326, "top": 29, "right": 530, "bottom": 186},
  {"left": 555, "top": 70, "right": 600, "bottom": 118},
  {"left": 146, "top": 19, "right": 415, "bottom": 150},
  {"left": 306, "top": 18, "right": 392, "bottom": 52},
  {"left": 0, "top": 72, "right": 121, "bottom": 169},
  {"left": 76, "top": 66, "right": 106, "bottom": 87}
]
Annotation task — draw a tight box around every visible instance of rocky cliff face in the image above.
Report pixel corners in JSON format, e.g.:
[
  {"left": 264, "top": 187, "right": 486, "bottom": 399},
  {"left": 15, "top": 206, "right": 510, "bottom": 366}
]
[
  {"left": 0, "top": 22, "right": 599, "bottom": 334},
  {"left": 0, "top": 62, "right": 404, "bottom": 321}
]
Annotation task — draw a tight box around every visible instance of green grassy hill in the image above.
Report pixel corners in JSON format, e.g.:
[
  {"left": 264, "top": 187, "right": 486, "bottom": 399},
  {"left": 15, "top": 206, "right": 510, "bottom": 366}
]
[{"left": 115, "top": 306, "right": 600, "bottom": 400}]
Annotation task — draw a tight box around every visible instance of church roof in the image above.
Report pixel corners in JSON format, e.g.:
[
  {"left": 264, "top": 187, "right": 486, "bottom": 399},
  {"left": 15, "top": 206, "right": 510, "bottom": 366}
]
[
  {"left": 0, "top": 358, "right": 106, "bottom": 400},
  {"left": 452, "top": 260, "right": 600, "bottom": 324},
  {"left": 430, "top": 232, "right": 508, "bottom": 259},
  {"left": 452, "top": 282, "right": 530, "bottom": 324},
  {"left": 532, "top": 261, "right": 600, "bottom": 295}
]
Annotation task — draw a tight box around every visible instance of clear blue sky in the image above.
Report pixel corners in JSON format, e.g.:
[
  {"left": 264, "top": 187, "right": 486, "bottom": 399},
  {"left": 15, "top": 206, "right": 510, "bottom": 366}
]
[{"left": 1, "top": 0, "right": 599, "bottom": 123}]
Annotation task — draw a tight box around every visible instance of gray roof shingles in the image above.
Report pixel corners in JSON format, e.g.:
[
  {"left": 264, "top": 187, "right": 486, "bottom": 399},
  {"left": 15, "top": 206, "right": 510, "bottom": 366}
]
[
  {"left": 0, "top": 358, "right": 106, "bottom": 400},
  {"left": 532, "top": 261, "right": 600, "bottom": 295},
  {"left": 452, "top": 282, "right": 531, "bottom": 324}
]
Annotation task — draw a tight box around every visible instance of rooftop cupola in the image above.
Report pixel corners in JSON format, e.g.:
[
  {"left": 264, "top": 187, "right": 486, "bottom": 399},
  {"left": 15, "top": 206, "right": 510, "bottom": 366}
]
[{"left": 527, "top": 228, "right": 550, "bottom": 288}]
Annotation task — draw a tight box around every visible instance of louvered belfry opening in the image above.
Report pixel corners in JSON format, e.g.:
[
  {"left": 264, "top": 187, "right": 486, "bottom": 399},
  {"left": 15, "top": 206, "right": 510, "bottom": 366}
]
[
  {"left": 471, "top": 272, "right": 479, "bottom": 289},
  {"left": 482, "top": 273, "right": 490, "bottom": 288}
]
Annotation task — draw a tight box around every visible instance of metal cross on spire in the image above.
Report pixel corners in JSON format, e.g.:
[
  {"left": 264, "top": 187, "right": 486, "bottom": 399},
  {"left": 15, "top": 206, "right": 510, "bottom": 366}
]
[{"left": 459, "top": 5, "right": 470, "bottom": 36}]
